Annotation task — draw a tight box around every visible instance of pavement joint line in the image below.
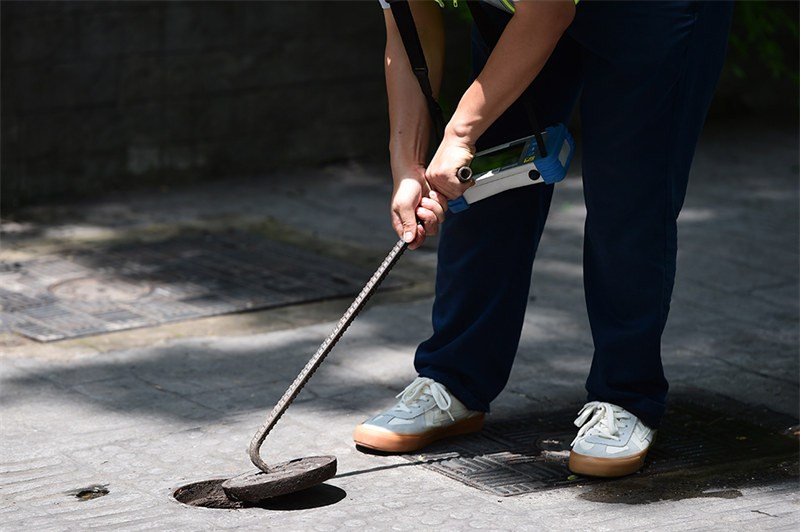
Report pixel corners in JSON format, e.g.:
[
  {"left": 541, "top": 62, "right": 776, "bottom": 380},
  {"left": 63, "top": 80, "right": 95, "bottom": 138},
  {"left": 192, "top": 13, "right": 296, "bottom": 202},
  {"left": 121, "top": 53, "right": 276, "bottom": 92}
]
[{"left": 1, "top": 125, "right": 798, "bottom": 528}]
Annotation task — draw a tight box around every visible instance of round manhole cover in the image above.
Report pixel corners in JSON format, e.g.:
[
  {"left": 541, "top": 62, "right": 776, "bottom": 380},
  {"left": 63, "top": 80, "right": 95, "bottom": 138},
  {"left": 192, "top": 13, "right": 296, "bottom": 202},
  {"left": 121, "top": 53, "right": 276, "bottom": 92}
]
[{"left": 49, "top": 276, "right": 152, "bottom": 302}]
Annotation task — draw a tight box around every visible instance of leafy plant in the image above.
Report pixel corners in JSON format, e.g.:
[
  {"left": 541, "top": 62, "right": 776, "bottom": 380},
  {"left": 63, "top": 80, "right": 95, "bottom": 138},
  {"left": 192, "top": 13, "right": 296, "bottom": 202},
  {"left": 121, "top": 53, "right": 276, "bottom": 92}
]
[{"left": 727, "top": 1, "right": 799, "bottom": 85}]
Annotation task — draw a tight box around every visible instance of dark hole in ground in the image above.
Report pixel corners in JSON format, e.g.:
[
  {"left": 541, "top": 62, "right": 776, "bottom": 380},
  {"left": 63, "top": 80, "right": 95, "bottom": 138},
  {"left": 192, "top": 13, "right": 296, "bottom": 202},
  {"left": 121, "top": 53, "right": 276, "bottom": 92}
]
[
  {"left": 69, "top": 484, "right": 110, "bottom": 500},
  {"left": 173, "top": 479, "right": 346, "bottom": 510},
  {"left": 400, "top": 390, "right": 798, "bottom": 503}
]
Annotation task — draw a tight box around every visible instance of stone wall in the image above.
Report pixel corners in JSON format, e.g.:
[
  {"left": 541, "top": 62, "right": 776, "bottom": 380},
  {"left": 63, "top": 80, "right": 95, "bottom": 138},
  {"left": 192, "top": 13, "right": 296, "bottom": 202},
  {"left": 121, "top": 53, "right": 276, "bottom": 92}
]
[
  {"left": 4, "top": 1, "right": 793, "bottom": 210},
  {"left": 1, "top": 1, "right": 396, "bottom": 208}
]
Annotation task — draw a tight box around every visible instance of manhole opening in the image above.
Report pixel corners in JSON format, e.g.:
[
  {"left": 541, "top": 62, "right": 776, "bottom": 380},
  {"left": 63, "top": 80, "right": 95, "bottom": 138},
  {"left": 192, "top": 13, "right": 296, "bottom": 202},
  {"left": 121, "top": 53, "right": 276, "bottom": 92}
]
[
  {"left": 173, "top": 479, "right": 247, "bottom": 509},
  {"left": 173, "top": 478, "right": 347, "bottom": 510}
]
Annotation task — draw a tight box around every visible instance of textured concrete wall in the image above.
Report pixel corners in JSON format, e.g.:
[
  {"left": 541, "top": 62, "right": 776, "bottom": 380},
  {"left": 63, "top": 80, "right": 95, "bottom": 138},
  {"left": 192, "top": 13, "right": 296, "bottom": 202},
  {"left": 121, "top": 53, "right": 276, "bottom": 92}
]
[
  {"left": 1, "top": 1, "right": 394, "bottom": 208},
  {"left": 7, "top": 1, "right": 790, "bottom": 210}
]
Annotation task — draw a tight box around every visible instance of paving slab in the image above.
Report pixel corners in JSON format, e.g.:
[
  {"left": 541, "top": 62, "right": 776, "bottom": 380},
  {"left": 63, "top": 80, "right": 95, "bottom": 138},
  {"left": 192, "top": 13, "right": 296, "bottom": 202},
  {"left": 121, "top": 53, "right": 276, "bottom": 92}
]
[{"left": 1, "top": 120, "right": 798, "bottom": 530}]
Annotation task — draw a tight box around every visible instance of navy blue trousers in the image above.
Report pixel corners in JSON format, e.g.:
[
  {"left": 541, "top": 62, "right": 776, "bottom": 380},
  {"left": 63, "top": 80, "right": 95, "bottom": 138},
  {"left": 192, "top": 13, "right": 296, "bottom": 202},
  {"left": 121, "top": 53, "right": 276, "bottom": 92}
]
[{"left": 415, "top": 1, "right": 733, "bottom": 429}]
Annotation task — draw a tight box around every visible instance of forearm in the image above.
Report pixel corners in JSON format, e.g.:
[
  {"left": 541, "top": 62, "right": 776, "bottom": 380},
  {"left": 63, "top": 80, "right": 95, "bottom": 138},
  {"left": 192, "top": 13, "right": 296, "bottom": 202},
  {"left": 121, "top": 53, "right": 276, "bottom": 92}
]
[
  {"left": 383, "top": 3, "right": 445, "bottom": 176},
  {"left": 446, "top": 1, "right": 575, "bottom": 147}
]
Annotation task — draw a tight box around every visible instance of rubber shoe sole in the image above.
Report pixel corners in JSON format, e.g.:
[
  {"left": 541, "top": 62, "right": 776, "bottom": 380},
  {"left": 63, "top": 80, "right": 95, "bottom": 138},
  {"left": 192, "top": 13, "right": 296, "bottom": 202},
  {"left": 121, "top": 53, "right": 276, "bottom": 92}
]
[
  {"left": 354, "top": 414, "right": 485, "bottom": 453},
  {"left": 568, "top": 447, "right": 648, "bottom": 477}
]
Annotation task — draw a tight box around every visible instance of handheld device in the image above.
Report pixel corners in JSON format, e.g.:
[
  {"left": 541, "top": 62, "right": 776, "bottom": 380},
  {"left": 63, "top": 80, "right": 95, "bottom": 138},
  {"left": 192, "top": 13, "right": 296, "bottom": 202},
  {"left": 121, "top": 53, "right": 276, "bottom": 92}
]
[{"left": 448, "top": 123, "right": 575, "bottom": 213}]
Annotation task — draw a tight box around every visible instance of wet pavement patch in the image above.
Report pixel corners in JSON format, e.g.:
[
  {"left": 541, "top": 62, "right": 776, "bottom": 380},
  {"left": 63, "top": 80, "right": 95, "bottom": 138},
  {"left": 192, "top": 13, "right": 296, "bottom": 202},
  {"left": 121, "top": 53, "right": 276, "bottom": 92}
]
[
  {"left": 403, "top": 392, "right": 798, "bottom": 502},
  {"left": 1, "top": 231, "right": 404, "bottom": 342},
  {"left": 173, "top": 479, "right": 346, "bottom": 510}
]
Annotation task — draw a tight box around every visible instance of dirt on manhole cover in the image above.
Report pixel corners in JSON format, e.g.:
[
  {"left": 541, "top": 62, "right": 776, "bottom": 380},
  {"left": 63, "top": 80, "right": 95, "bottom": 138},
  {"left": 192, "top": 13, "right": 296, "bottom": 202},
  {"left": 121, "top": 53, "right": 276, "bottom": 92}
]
[{"left": 49, "top": 276, "right": 152, "bottom": 302}]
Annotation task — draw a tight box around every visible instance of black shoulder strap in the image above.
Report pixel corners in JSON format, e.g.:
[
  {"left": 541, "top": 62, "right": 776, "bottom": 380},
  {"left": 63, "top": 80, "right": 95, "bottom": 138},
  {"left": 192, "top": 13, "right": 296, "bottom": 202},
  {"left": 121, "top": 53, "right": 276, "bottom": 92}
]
[{"left": 388, "top": 0, "right": 446, "bottom": 145}]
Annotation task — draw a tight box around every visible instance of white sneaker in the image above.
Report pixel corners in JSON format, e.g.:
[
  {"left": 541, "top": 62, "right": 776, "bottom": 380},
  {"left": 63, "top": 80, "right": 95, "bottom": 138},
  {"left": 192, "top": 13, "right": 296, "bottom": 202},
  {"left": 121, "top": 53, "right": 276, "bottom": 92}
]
[
  {"left": 569, "top": 401, "right": 656, "bottom": 477},
  {"left": 354, "top": 377, "right": 485, "bottom": 453}
]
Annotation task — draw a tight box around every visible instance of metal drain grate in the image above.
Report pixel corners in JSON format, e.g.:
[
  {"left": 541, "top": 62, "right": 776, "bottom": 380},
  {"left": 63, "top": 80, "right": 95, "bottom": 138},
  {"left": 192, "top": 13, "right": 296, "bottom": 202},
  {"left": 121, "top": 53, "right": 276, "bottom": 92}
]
[
  {"left": 404, "top": 393, "right": 798, "bottom": 497},
  {"left": 1, "top": 232, "right": 405, "bottom": 342}
]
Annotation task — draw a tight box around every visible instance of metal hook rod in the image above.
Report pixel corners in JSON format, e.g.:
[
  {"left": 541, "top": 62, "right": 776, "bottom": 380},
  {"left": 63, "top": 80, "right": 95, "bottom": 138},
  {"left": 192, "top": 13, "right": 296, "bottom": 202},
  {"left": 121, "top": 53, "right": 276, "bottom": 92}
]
[{"left": 248, "top": 238, "right": 410, "bottom": 473}]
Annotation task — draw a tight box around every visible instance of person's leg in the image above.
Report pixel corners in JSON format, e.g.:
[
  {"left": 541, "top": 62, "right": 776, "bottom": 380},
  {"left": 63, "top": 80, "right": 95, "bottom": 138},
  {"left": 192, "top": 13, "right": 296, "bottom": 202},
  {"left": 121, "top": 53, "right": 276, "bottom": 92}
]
[
  {"left": 415, "top": 14, "right": 584, "bottom": 413},
  {"left": 567, "top": 0, "right": 733, "bottom": 475},
  {"left": 355, "top": 11, "right": 585, "bottom": 453}
]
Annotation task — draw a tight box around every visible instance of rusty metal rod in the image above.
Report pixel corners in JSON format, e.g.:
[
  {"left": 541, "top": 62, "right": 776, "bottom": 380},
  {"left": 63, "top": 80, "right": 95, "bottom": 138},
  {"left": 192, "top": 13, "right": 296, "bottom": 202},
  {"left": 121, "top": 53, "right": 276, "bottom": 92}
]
[{"left": 248, "top": 237, "right": 409, "bottom": 473}]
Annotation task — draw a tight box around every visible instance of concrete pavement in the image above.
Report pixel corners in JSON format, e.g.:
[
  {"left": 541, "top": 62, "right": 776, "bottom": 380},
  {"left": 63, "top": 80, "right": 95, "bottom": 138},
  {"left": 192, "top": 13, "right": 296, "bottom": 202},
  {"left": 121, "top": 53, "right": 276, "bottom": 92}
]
[{"left": 1, "top": 118, "right": 798, "bottom": 530}]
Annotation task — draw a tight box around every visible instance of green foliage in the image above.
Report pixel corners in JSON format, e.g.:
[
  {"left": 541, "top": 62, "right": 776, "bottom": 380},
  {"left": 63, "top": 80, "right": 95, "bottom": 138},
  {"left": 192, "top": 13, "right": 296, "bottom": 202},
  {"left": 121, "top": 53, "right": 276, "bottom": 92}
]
[
  {"left": 438, "top": 1, "right": 799, "bottom": 115},
  {"left": 728, "top": 1, "right": 799, "bottom": 85}
]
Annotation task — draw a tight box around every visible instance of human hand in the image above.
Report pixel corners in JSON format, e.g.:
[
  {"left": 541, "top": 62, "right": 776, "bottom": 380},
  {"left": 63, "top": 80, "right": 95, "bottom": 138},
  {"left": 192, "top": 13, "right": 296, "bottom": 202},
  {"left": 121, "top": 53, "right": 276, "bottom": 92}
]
[
  {"left": 391, "top": 169, "right": 448, "bottom": 250},
  {"left": 425, "top": 133, "right": 476, "bottom": 201}
]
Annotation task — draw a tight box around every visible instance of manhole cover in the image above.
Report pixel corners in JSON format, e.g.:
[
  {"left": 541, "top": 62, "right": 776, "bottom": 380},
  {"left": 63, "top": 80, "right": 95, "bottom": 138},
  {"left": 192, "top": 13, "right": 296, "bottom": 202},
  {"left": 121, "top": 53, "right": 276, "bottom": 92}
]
[
  {"left": 0, "top": 232, "right": 407, "bottom": 342},
  {"left": 400, "top": 392, "right": 798, "bottom": 501},
  {"left": 49, "top": 277, "right": 152, "bottom": 302}
]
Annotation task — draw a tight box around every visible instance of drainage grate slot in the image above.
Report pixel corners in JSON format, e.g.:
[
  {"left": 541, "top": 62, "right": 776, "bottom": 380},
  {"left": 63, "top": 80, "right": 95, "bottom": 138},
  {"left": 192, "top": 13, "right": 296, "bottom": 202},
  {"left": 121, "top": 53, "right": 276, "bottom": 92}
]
[{"left": 404, "top": 392, "right": 798, "bottom": 500}]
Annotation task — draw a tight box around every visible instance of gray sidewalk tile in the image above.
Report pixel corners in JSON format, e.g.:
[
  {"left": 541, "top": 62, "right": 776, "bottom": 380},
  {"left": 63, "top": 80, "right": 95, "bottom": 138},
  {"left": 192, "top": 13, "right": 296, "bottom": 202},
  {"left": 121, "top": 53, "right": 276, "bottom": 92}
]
[{"left": 1, "top": 121, "right": 797, "bottom": 529}]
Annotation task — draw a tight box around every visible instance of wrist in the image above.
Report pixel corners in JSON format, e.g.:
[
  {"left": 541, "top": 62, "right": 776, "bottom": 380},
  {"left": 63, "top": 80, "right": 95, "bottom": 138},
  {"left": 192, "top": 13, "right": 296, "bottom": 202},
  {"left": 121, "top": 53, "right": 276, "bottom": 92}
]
[
  {"left": 390, "top": 160, "right": 426, "bottom": 185},
  {"left": 444, "top": 115, "right": 480, "bottom": 150}
]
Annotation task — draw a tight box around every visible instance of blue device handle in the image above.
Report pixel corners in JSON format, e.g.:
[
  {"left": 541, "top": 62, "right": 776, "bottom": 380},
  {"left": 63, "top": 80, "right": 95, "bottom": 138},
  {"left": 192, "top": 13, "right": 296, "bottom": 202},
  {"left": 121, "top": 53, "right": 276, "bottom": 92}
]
[
  {"left": 447, "top": 123, "right": 575, "bottom": 213},
  {"left": 537, "top": 123, "right": 574, "bottom": 185}
]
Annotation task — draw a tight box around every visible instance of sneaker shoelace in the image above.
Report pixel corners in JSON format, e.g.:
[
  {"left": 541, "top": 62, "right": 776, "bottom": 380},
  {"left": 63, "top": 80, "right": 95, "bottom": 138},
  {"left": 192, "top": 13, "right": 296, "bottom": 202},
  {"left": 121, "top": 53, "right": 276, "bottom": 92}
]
[
  {"left": 395, "top": 377, "right": 455, "bottom": 421},
  {"left": 571, "top": 401, "right": 631, "bottom": 446}
]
